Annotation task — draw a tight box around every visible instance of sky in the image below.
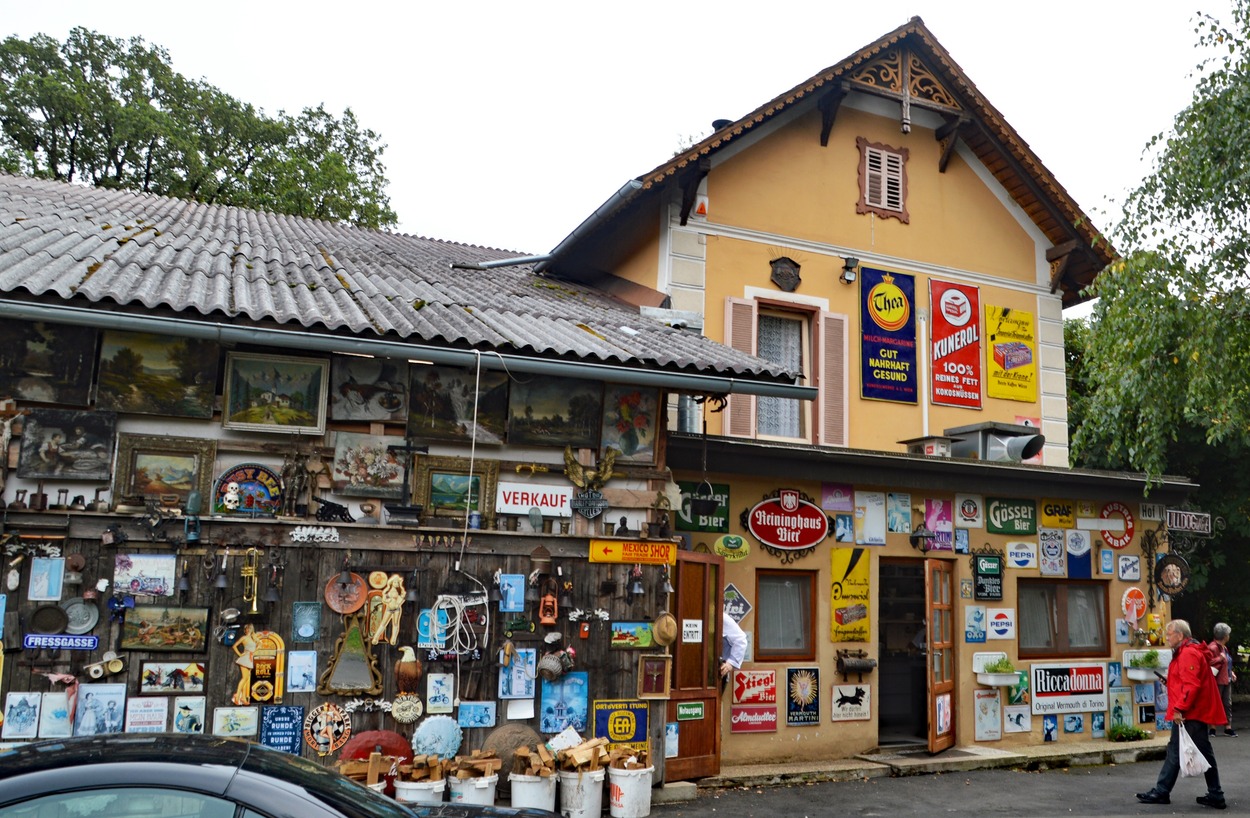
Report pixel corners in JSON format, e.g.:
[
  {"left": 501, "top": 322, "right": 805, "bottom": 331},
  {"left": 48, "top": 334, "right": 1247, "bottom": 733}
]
[{"left": 5, "top": 2, "right": 1229, "bottom": 275}]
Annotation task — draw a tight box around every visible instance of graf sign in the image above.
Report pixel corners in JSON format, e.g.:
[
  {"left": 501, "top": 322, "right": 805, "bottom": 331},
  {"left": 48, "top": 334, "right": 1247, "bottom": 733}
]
[{"left": 1166, "top": 509, "right": 1211, "bottom": 536}]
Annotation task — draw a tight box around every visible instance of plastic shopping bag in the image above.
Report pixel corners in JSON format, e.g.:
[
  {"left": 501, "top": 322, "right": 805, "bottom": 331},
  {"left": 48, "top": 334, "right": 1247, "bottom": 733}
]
[{"left": 1180, "top": 726, "right": 1212, "bottom": 777}]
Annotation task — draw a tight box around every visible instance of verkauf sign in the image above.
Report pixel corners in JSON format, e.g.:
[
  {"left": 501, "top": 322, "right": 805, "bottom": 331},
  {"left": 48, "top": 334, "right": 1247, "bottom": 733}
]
[
  {"left": 496, "top": 481, "right": 573, "bottom": 517},
  {"left": 746, "top": 490, "right": 830, "bottom": 550}
]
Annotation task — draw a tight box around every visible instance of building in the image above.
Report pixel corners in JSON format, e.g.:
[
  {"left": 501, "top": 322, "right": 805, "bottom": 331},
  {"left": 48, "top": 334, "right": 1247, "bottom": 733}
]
[{"left": 539, "top": 17, "right": 1194, "bottom": 767}]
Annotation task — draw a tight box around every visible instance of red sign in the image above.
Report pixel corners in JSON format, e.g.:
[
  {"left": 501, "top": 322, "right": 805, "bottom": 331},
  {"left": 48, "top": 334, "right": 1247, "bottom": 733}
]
[
  {"left": 730, "top": 704, "right": 778, "bottom": 733},
  {"left": 929, "top": 279, "right": 982, "bottom": 408},
  {"left": 1100, "top": 501, "right": 1136, "bottom": 549},
  {"left": 732, "top": 670, "right": 777, "bottom": 704},
  {"left": 746, "top": 490, "right": 829, "bottom": 550}
]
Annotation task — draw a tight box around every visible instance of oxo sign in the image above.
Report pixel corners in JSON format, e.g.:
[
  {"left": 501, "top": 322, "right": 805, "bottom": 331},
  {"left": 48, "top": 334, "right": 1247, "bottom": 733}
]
[{"left": 746, "top": 490, "right": 829, "bottom": 550}]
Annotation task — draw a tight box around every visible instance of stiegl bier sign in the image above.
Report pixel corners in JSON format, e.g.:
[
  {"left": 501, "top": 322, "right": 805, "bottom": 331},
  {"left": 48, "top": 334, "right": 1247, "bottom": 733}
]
[
  {"left": 1029, "top": 662, "right": 1108, "bottom": 715},
  {"left": 746, "top": 490, "right": 830, "bottom": 550}
]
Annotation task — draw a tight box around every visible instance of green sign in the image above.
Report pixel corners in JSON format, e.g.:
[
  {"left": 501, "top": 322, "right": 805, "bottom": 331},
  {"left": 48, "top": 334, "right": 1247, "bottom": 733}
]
[
  {"left": 676, "top": 481, "right": 730, "bottom": 533},
  {"left": 676, "top": 702, "right": 704, "bottom": 721},
  {"left": 985, "top": 497, "right": 1036, "bottom": 535}
]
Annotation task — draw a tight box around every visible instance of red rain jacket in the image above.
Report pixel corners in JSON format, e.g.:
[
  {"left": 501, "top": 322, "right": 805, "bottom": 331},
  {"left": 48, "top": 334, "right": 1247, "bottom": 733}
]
[{"left": 1167, "top": 638, "right": 1227, "bottom": 725}]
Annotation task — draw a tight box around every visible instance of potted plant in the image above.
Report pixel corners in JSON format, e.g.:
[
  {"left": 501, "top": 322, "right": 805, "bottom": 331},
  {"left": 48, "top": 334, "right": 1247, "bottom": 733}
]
[
  {"left": 1125, "top": 648, "right": 1171, "bottom": 681},
  {"left": 1109, "top": 723, "right": 1151, "bottom": 742},
  {"left": 976, "top": 654, "right": 1020, "bottom": 686}
]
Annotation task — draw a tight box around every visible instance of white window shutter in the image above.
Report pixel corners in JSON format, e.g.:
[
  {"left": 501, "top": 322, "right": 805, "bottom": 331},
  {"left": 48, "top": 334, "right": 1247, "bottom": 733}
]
[
  {"left": 724, "top": 297, "right": 758, "bottom": 438},
  {"left": 815, "top": 310, "right": 848, "bottom": 446}
]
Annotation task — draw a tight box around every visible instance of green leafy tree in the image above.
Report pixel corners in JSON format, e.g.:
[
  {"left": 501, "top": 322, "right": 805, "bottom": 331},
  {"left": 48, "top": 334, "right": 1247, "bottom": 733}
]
[
  {"left": 0, "top": 28, "right": 395, "bottom": 228},
  {"left": 1070, "top": 0, "right": 1250, "bottom": 646}
]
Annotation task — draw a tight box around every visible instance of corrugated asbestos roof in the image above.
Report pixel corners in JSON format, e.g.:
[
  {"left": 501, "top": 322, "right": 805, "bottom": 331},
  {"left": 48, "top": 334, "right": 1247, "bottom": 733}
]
[{"left": 0, "top": 173, "right": 796, "bottom": 382}]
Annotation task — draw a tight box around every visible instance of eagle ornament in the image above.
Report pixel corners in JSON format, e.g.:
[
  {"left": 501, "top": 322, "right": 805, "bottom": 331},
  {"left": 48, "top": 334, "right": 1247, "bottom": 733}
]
[
  {"left": 391, "top": 645, "right": 424, "bottom": 724},
  {"left": 562, "top": 446, "right": 618, "bottom": 492}
]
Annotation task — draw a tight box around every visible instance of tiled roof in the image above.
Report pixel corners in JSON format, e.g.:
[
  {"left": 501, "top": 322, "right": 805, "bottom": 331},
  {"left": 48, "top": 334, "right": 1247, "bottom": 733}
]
[{"left": 0, "top": 173, "right": 796, "bottom": 382}]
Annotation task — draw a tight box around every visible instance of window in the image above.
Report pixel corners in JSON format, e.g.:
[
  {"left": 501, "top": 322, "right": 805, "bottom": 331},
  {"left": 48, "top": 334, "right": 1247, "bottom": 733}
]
[
  {"left": 723, "top": 298, "right": 847, "bottom": 446},
  {"left": 755, "top": 570, "right": 815, "bottom": 661},
  {"left": 1018, "top": 579, "right": 1108, "bottom": 658},
  {"left": 7, "top": 788, "right": 236, "bottom": 818},
  {"left": 756, "top": 311, "right": 807, "bottom": 438},
  {"left": 856, "top": 136, "right": 910, "bottom": 223}
]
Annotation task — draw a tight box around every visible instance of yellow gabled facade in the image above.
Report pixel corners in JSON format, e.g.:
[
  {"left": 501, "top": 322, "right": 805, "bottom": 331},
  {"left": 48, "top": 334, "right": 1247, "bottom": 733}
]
[{"left": 545, "top": 18, "right": 1183, "bottom": 773}]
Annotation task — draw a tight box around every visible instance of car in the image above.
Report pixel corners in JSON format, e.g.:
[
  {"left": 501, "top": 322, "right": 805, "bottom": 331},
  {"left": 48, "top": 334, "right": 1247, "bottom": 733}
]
[{"left": 0, "top": 733, "right": 560, "bottom": 818}]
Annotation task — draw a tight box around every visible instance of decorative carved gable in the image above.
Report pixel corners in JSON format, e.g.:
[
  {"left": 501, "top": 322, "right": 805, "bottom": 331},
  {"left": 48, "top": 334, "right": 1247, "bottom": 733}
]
[{"left": 847, "top": 46, "right": 962, "bottom": 132}]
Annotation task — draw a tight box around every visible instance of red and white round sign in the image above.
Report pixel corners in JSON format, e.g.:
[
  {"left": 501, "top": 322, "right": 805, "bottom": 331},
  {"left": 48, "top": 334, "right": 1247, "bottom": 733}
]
[
  {"left": 746, "top": 491, "right": 829, "bottom": 550},
  {"left": 1100, "top": 501, "right": 1136, "bottom": 549}
]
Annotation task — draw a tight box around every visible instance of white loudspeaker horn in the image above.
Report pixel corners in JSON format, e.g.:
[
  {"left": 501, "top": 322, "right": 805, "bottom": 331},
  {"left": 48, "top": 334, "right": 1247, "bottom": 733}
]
[{"left": 986, "top": 433, "right": 1045, "bottom": 462}]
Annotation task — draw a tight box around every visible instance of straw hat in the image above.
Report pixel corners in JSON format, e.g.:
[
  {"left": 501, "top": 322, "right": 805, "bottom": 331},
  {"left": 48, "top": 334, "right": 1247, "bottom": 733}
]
[{"left": 651, "top": 612, "right": 678, "bottom": 647}]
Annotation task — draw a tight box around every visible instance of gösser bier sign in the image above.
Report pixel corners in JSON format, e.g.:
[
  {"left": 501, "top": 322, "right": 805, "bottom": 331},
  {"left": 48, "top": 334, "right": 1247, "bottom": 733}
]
[{"left": 746, "top": 490, "right": 830, "bottom": 550}]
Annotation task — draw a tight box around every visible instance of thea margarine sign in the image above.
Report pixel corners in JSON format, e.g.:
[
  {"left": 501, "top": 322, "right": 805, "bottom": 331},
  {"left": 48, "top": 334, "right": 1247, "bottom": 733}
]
[{"left": 1029, "top": 662, "right": 1108, "bottom": 715}]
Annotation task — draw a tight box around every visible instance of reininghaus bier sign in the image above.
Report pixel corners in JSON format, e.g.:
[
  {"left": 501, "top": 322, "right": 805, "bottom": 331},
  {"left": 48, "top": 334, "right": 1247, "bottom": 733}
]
[{"left": 744, "top": 490, "right": 830, "bottom": 559}]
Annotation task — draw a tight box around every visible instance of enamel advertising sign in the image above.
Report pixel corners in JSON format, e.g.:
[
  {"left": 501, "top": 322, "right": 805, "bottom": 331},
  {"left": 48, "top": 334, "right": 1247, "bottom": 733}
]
[
  {"left": 929, "top": 279, "right": 982, "bottom": 408},
  {"left": 746, "top": 490, "right": 830, "bottom": 551},
  {"left": 985, "top": 306, "right": 1038, "bottom": 402},
  {"left": 860, "top": 267, "right": 917, "bottom": 403},
  {"left": 1029, "top": 663, "right": 1108, "bottom": 715}
]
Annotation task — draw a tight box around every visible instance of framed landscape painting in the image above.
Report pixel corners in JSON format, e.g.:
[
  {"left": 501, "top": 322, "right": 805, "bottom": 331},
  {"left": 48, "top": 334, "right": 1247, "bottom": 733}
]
[
  {"left": 223, "top": 352, "right": 328, "bottom": 435},
  {"left": 0, "top": 320, "right": 97, "bottom": 406},
  {"left": 407, "top": 365, "right": 509, "bottom": 444},
  {"left": 113, "top": 433, "right": 216, "bottom": 508},
  {"left": 414, "top": 455, "right": 499, "bottom": 518},
  {"left": 507, "top": 376, "right": 602, "bottom": 448},
  {"left": 96, "top": 329, "right": 220, "bottom": 418}
]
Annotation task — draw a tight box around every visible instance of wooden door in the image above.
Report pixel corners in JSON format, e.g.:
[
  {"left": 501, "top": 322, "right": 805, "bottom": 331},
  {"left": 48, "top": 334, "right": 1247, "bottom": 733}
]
[
  {"left": 664, "top": 550, "right": 723, "bottom": 781},
  {"left": 925, "top": 558, "right": 955, "bottom": 753}
]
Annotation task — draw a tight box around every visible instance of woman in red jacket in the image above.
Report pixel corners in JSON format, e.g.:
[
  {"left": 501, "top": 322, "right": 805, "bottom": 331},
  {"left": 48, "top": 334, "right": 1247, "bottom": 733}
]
[
  {"left": 1137, "top": 619, "right": 1227, "bottom": 809},
  {"left": 1208, "top": 623, "right": 1237, "bottom": 737}
]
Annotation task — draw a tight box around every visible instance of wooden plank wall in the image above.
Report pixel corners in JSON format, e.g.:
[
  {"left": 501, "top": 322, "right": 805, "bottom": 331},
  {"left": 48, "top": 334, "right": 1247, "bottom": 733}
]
[{"left": 1, "top": 514, "right": 673, "bottom": 769}]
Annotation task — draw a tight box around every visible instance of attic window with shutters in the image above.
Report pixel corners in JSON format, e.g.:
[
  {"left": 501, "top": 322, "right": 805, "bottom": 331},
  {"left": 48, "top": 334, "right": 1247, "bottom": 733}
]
[{"left": 856, "top": 136, "right": 910, "bottom": 224}]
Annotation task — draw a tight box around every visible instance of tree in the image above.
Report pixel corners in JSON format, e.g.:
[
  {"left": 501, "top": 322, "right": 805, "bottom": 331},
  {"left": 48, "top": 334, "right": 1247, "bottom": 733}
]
[
  {"left": 1074, "top": 1, "right": 1250, "bottom": 480},
  {"left": 0, "top": 28, "right": 396, "bottom": 229},
  {"left": 1070, "top": 0, "right": 1250, "bottom": 644}
]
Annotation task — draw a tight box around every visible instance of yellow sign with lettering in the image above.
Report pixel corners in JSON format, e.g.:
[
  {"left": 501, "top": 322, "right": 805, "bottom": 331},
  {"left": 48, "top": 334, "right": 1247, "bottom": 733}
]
[{"left": 588, "top": 539, "right": 677, "bottom": 566}]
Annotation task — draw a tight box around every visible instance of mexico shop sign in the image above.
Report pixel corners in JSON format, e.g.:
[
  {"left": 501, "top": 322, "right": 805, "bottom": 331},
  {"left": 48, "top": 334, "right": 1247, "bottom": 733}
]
[
  {"left": 1029, "top": 662, "right": 1108, "bottom": 715},
  {"left": 860, "top": 267, "right": 917, "bottom": 404},
  {"left": 746, "top": 490, "right": 830, "bottom": 551},
  {"left": 986, "top": 497, "right": 1037, "bottom": 535}
]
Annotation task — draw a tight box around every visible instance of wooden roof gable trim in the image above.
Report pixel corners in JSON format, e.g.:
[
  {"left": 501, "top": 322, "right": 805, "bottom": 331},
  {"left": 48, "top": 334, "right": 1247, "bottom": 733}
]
[{"left": 637, "top": 17, "right": 1113, "bottom": 270}]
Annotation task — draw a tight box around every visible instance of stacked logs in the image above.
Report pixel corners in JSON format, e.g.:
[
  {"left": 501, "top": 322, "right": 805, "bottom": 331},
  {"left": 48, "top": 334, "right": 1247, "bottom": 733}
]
[{"left": 511, "top": 743, "right": 557, "bottom": 777}]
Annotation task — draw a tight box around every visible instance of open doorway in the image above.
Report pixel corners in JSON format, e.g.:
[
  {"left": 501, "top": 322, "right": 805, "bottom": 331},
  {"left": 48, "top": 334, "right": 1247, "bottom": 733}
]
[{"left": 878, "top": 559, "right": 926, "bottom": 747}]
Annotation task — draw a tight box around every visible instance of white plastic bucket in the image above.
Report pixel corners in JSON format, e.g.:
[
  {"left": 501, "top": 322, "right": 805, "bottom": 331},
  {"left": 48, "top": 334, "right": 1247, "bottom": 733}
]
[
  {"left": 394, "top": 778, "right": 446, "bottom": 804},
  {"left": 608, "top": 766, "right": 653, "bottom": 818},
  {"left": 449, "top": 773, "right": 498, "bottom": 806},
  {"left": 366, "top": 781, "right": 386, "bottom": 793},
  {"left": 508, "top": 772, "right": 558, "bottom": 811},
  {"left": 558, "top": 768, "right": 606, "bottom": 818}
]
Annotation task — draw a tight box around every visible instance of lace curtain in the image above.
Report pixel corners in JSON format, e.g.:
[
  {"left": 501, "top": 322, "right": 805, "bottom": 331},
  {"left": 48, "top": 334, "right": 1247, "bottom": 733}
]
[{"left": 756, "top": 314, "right": 803, "bottom": 438}]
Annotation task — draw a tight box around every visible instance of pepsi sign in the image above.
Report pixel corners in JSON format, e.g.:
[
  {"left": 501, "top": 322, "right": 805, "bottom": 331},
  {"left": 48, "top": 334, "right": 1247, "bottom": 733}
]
[{"left": 986, "top": 608, "right": 1015, "bottom": 640}]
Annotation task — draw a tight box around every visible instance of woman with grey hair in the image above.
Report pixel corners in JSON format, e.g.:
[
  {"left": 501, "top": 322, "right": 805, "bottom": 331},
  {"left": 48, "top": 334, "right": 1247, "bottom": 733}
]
[{"left": 1209, "top": 623, "right": 1237, "bottom": 737}]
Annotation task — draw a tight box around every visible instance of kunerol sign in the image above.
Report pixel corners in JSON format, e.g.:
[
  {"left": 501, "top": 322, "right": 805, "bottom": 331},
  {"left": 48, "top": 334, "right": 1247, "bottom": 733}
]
[
  {"left": 1029, "top": 662, "right": 1108, "bottom": 715},
  {"left": 745, "top": 490, "right": 830, "bottom": 550}
]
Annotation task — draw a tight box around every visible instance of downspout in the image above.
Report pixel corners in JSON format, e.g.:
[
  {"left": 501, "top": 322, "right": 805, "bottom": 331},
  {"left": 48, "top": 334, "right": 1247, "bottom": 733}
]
[
  {"left": 535, "top": 180, "right": 645, "bottom": 274},
  {"left": 0, "top": 300, "right": 817, "bottom": 402}
]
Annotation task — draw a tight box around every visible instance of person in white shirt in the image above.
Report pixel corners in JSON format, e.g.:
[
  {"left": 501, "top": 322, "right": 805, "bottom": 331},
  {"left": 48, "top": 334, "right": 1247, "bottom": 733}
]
[{"left": 720, "top": 610, "right": 747, "bottom": 690}]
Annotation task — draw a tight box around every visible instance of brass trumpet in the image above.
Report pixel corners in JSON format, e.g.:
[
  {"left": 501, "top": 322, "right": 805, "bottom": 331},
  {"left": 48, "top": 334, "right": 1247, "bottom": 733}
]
[{"left": 241, "top": 547, "right": 261, "bottom": 614}]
